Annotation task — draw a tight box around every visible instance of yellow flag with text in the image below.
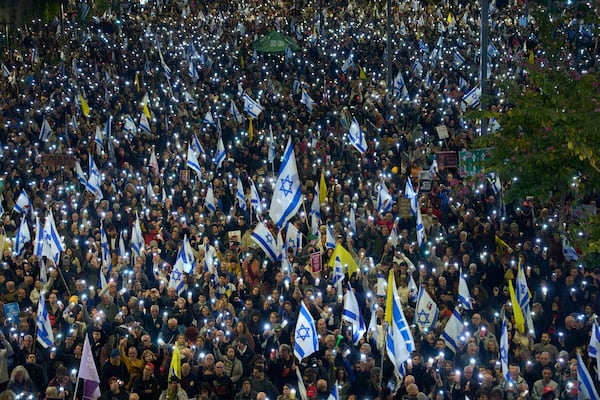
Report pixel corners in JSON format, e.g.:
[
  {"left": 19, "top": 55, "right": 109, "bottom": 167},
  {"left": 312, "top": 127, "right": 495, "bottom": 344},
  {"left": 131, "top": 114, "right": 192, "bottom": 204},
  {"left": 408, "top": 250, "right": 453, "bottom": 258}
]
[
  {"left": 79, "top": 94, "right": 90, "bottom": 117},
  {"left": 509, "top": 279, "right": 525, "bottom": 334}
]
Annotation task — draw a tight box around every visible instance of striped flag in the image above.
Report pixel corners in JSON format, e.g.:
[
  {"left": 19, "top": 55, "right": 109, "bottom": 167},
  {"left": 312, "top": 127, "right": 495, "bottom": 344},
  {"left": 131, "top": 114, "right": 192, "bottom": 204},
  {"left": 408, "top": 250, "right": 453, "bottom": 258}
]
[
  {"left": 348, "top": 117, "right": 366, "bottom": 154},
  {"left": 269, "top": 137, "right": 302, "bottom": 228},
  {"left": 251, "top": 221, "right": 279, "bottom": 261},
  {"left": 168, "top": 245, "right": 187, "bottom": 296},
  {"left": 14, "top": 216, "right": 31, "bottom": 256},
  {"left": 343, "top": 285, "right": 367, "bottom": 345},
  {"left": 39, "top": 116, "right": 52, "bottom": 142},
  {"left": 385, "top": 271, "right": 415, "bottom": 371},
  {"left": 13, "top": 190, "right": 31, "bottom": 214},
  {"left": 294, "top": 301, "right": 319, "bottom": 360},
  {"left": 243, "top": 93, "right": 264, "bottom": 118},
  {"left": 516, "top": 262, "right": 535, "bottom": 336},
  {"left": 36, "top": 294, "right": 54, "bottom": 348},
  {"left": 458, "top": 269, "right": 473, "bottom": 310},
  {"left": 204, "top": 184, "right": 216, "bottom": 215},
  {"left": 441, "top": 307, "right": 464, "bottom": 353},
  {"left": 500, "top": 319, "right": 511, "bottom": 385},
  {"left": 414, "top": 286, "right": 438, "bottom": 332},
  {"left": 577, "top": 352, "right": 600, "bottom": 400},
  {"left": 589, "top": 320, "right": 600, "bottom": 380},
  {"left": 236, "top": 178, "right": 247, "bottom": 211}
]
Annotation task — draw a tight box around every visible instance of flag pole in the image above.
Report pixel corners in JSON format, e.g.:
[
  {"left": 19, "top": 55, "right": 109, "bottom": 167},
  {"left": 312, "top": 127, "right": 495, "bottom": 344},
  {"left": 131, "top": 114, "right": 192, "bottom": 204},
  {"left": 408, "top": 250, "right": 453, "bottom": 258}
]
[{"left": 71, "top": 375, "right": 80, "bottom": 400}]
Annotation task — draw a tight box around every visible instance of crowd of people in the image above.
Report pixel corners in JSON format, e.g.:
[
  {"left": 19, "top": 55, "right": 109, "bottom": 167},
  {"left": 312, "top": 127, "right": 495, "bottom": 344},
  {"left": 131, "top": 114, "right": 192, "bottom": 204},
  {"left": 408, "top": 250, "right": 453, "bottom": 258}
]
[{"left": 0, "top": 0, "right": 598, "bottom": 399}]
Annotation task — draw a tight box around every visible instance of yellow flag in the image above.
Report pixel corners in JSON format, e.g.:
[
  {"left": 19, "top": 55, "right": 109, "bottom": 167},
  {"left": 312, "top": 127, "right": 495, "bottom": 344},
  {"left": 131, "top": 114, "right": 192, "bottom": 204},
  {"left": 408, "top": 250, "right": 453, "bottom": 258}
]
[
  {"left": 240, "top": 55, "right": 245, "bottom": 69},
  {"left": 509, "top": 280, "right": 525, "bottom": 334},
  {"left": 79, "top": 94, "right": 90, "bottom": 117},
  {"left": 248, "top": 117, "right": 253, "bottom": 142},
  {"left": 328, "top": 243, "right": 357, "bottom": 278},
  {"left": 319, "top": 171, "right": 327, "bottom": 204},
  {"left": 385, "top": 270, "right": 396, "bottom": 324},
  {"left": 134, "top": 71, "right": 140, "bottom": 92},
  {"left": 358, "top": 65, "right": 367, "bottom": 80},
  {"left": 169, "top": 345, "right": 182, "bottom": 380},
  {"left": 447, "top": 13, "right": 454, "bottom": 24},
  {"left": 495, "top": 235, "right": 511, "bottom": 257},
  {"left": 141, "top": 93, "right": 151, "bottom": 118},
  {"left": 528, "top": 50, "right": 535, "bottom": 65}
]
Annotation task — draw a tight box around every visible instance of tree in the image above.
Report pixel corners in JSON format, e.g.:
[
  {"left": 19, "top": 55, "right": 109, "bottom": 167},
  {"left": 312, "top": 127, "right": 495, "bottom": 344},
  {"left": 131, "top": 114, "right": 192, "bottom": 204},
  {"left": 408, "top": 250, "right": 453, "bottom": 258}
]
[{"left": 472, "top": 3, "right": 600, "bottom": 260}]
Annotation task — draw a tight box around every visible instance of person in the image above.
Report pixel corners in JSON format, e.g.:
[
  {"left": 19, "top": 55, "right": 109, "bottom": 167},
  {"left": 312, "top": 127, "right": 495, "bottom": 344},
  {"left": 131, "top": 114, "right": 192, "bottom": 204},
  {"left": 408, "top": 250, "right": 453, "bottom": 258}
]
[
  {"left": 159, "top": 376, "right": 188, "bottom": 400},
  {"left": 0, "top": 333, "right": 14, "bottom": 391},
  {"left": 5, "top": 366, "right": 36, "bottom": 397},
  {"left": 532, "top": 367, "right": 558, "bottom": 400},
  {"left": 102, "top": 377, "right": 129, "bottom": 400},
  {"left": 214, "top": 345, "right": 243, "bottom": 387},
  {"left": 101, "top": 350, "right": 131, "bottom": 393},
  {"left": 248, "top": 365, "right": 278, "bottom": 400},
  {"left": 130, "top": 364, "right": 161, "bottom": 400},
  {"left": 210, "top": 361, "right": 235, "bottom": 400},
  {"left": 234, "top": 378, "right": 257, "bottom": 400}
]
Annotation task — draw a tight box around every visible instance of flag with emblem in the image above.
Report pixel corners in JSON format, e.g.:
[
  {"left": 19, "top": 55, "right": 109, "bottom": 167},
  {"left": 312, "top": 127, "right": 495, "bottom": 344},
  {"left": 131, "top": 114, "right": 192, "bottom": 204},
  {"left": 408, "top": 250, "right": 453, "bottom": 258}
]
[
  {"left": 269, "top": 137, "right": 302, "bottom": 228},
  {"left": 251, "top": 221, "right": 279, "bottom": 261},
  {"left": 36, "top": 294, "right": 54, "bottom": 348},
  {"left": 14, "top": 216, "right": 30, "bottom": 256},
  {"left": 294, "top": 301, "right": 319, "bottom": 361},
  {"left": 414, "top": 286, "right": 438, "bottom": 332}
]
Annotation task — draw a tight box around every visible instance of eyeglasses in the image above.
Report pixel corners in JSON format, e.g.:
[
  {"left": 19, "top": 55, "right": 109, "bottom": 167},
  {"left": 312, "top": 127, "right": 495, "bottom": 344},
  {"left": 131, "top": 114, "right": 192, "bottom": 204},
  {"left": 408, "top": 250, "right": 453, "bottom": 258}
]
[{"left": 215, "top": 366, "right": 224, "bottom": 369}]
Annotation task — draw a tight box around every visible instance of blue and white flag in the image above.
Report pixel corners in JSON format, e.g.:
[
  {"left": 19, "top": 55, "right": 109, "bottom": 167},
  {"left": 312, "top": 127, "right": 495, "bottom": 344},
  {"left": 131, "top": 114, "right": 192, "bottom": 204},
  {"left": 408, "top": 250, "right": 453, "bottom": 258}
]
[
  {"left": 181, "top": 234, "right": 196, "bottom": 273},
  {"left": 405, "top": 177, "right": 418, "bottom": 215},
  {"left": 14, "top": 216, "right": 31, "bottom": 256},
  {"left": 386, "top": 272, "right": 415, "bottom": 370},
  {"left": 348, "top": 117, "right": 366, "bottom": 154},
  {"left": 191, "top": 133, "right": 205, "bottom": 157},
  {"left": 1, "top": 62, "right": 9, "bottom": 78},
  {"left": 188, "top": 60, "right": 199, "bottom": 81},
  {"left": 516, "top": 263, "right": 535, "bottom": 336},
  {"left": 131, "top": 213, "right": 145, "bottom": 258},
  {"left": 454, "top": 51, "right": 466, "bottom": 67},
  {"left": 285, "top": 222, "right": 302, "bottom": 255},
  {"left": 236, "top": 178, "right": 247, "bottom": 211},
  {"left": 268, "top": 125, "right": 276, "bottom": 164},
  {"left": 294, "top": 301, "right": 319, "bottom": 360},
  {"left": 332, "top": 255, "right": 344, "bottom": 293},
  {"left": 411, "top": 60, "right": 423, "bottom": 77},
  {"left": 214, "top": 135, "right": 226, "bottom": 169},
  {"left": 423, "top": 70, "right": 431, "bottom": 89},
  {"left": 577, "top": 352, "right": 600, "bottom": 400},
  {"left": 343, "top": 285, "right": 367, "bottom": 345},
  {"left": 341, "top": 54, "right": 355, "bottom": 73},
  {"left": 463, "top": 86, "right": 481, "bottom": 108},
  {"left": 325, "top": 225, "right": 336, "bottom": 250},
  {"left": 187, "top": 146, "right": 202, "bottom": 177},
  {"left": 139, "top": 114, "right": 151, "bottom": 134},
  {"left": 589, "top": 320, "right": 600, "bottom": 380},
  {"left": 376, "top": 180, "right": 393, "bottom": 214},
  {"left": 87, "top": 157, "right": 103, "bottom": 199},
  {"left": 169, "top": 245, "right": 187, "bottom": 295},
  {"left": 459, "top": 77, "right": 468, "bottom": 91},
  {"left": 123, "top": 115, "right": 137, "bottom": 135},
  {"left": 34, "top": 217, "right": 44, "bottom": 258},
  {"left": 393, "top": 71, "right": 408, "bottom": 99},
  {"left": 42, "top": 211, "right": 64, "bottom": 266},
  {"left": 408, "top": 273, "right": 418, "bottom": 303},
  {"left": 487, "top": 42, "right": 499, "bottom": 58},
  {"left": 249, "top": 179, "right": 261, "bottom": 216},
  {"left": 327, "top": 381, "right": 340, "bottom": 400},
  {"left": 348, "top": 207, "right": 356, "bottom": 237},
  {"left": 36, "top": 294, "right": 54, "bottom": 348},
  {"left": 415, "top": 287, "right": 438, "bottom": 332},
  {"left": 118, "top": 231, "right": 126, "bottom": 258},
  {"left": 230, "top": 100, "right": 243, "bottom": 124},
  {"left": 416, "top": 207, "right": 424, "bottom": 246},
  {"left": 428, "top": 159, "right": 439, "bottom": 178},
  {"left": 269, "top": 137, "right": 302, "bottom": 228},
  {"left": 561, "top": 233, "right": 579, "bottom": 262},
  {"left": 251, "top": 221, "right": 279, "bottom": 261},
  {"left": 301, "top": 89, "right": 317, "bottom": 113},
  {"left": 205, "top": 184, "right": 216, "bottom": 215},
  {"left": 243, "top": 93, "right": 264, "bottom": 118},
  {"left": 100, "top": 220, "right": 112, "bottom": 273},
  {"left": 203, "top": 110, "right": 215, "bottom": 125},
  {"left": 500, "top": 319, "right": 511, "bottom": 385},
  {"left": 458, "top": 269, "right": 473, "bottom": 310},
  {"left": 39, "top": 116, "right": 52, "bottom": 142},
  {"left": 13, "top": 190, "right": 31, "bottom": 214},
  {"left": 441, "top": 307, "right": 464, "bottom": 353},
  {"left": 94, "top": 125, "right": 105, "bottom": 155}
]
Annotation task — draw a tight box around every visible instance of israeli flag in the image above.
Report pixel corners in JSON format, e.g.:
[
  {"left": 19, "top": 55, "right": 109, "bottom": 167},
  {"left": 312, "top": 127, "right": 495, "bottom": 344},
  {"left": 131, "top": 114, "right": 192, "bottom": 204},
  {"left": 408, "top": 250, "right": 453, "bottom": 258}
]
[
  {"left": 411, "top": 60, "right": 423, "bottom": 77},
  {"left": 86, "top": 157, "right": 103, "bottom": 199},
  {"left": 13, "top": 190, "right": 31, "bottom": 214},
  {"left": 301, "top": 89, "right": 316, "bottom": 113},
  {"left": 463, "top": 86, "right": 481, "bottom": 108},
  {"left": 341, "top": 53, "right": 355, "bottom": 73},
  {"left": 589, "top": 320, "right": 600, "bottom": 380},
  {"left": 34, "top": 217, "right": 44, "bottom": 258},
  {"left": 441, "top": 307, "right": 464, "bottom": 353},
  {"left": 325, "top": 225, "right": 336, "bottom": 250},
  {"left": 139, "top": 114, "right": 151, "bottom": 134},
  {"left": 408, "top": 274, "right": 418, "bottom": 302},
  {"left": 214, "top": 135, "right": 226, "bottom": 169},
  {"left": 188, "top": 60, "right": 199, "bottom": 81},
  {"left": 500, "top": 319, "right": 511, "bottom": 384},
  {"left": 416, "top": 207, "right": 425, "bottom": 246},
  {"left": 39, "top": 116, "right": 52, "bottom": 142},
  {"left": 348, "top": 117, "right": 366, "bottom": 154},
  {"left": 191, "top": 133, "right": 205, "bottom": 157},
  {"left": 100, "top": 220, "right": 112, "bottom": 273},
  {"left": 205, "top": 184, "right": 216, "bottom": 215},
  {"left": 285, "top": 222, "right": 302, "bottom": 255},
  {"left": 249, "top": 179, "right": 261, "bottom": 215},
  {"left": 187, "top": 146, "right": 202, "bottom": 176},
  {"left": 42, "top": 210, "right": 64, "bottom": 266},
  {"left": 454, "top": 51, "right": 466, "bottom": 67},
  {"left": 1, "top": 62, "right": 9, "bottom": 78},
  {"left": 294, "top": 301, "right": 319, "bottom": 360},
  {"left": 14, "top": 216, "right": 31, "bottom": 256},
  {"left": 123, "top": 115, "right": 137, "bottom": 135},
  {"left": 377, "top": 180, "right": 393, "bottom": 214},
  {"left": 393, "top": 71, "right": 407, "bottom": 99},
  {"left": 243, "top": 93, "right": 264, "bottom": 118},
  {"left": 268, "top": 125, "right": 276, "bottom": 164},
  {"left": 169, "top": 245, "right": 187, "bottom": 295},
  {"left": 230, "top": 100, "right": 243, "bottom": 123},
  {"left": 203, "top": 110, "right": 215, "bottom": 125},
  {"left": 386, "top": 272, "right": 415, "bottom": 371},
  {"left": 561, "top": 234, "right": 578, "bottom": 262},
  {"left": 251, "top": 221, "right": 279, "bottom": 261},
  {"left": 36, "top": 294, "right": 54, "bottom": 348},
  {"left": 131, "top": 213, "right": 145, "bottom": 257},
  {"left": 343, "top": 285, "right": 367, "bottom": 345},
  {"left": 182, "top": 234, "right": 196, "bottom": 273},
  {"left": 414, "top": 286, "right": 439, "bottom": 332},
  {"left": 577, "top": 352, "right": 600, "bottom": 400},
  {"left": 458, "top": 270, "right": 473, "bottom": 310},
  {"left": 327, "top": 381, "right": 340, "bottom": 400},
  {"left": 348, "top": 207, "right": 356, "bottom": 236},
  {"left": 236, "top": 178, "right": 247, "bottom": 211},
  {"left": 94, "top": 125, "right": 105, "bottom": 154},
  {"left": 487, "top": 42, "right": 499, "bottom": 58},
  {"left": 269, "top": 137, "right": 302, "bottom": 228}
]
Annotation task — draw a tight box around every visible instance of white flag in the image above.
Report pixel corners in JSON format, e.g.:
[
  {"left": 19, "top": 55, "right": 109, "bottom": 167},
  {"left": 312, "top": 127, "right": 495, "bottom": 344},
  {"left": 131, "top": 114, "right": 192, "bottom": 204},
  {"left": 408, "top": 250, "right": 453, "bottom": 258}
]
[
  {"left": 269, "top": 137, "right": 302, "bottom": 228},
  {"left": 294, "top": 301, "right": 318, "bottom": 360}
]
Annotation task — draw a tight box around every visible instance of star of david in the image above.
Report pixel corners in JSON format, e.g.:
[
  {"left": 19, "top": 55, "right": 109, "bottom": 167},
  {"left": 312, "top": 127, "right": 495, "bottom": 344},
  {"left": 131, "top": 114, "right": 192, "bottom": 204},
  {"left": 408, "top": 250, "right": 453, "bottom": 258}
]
[
  {"left": 296, "top": 324, "right": 311, "bottom": 341},
  {"left": 19, "top": 235, "right": 27, "bottom": 244},
  {"left": 266, "top": 234, "right": 274, "bottom": 244},
  {"left": 288, "top": 238, "right": 296, "bottom": 248},
  {"left": 417, "top": 309, "right": 430, "bottom": 325},
  {"left": 280, "top": 176, "right": 294, "bottom": 197},
  {"left": 500, "top": 345, "right": 507, "bottom": 360},
  {"left": 171, "top": 269, "right": 182, "bottom": 282},
  {"left": 519, "top": 284, "right": 527, "bottom": 297}
]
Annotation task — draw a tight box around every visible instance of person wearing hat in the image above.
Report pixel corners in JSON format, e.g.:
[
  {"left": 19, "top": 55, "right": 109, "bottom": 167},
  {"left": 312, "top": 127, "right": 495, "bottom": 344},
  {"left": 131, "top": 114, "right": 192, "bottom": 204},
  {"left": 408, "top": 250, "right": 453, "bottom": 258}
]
[
  {"left": 234, "top": 378, "right": 257, "bottom": 400},
  {"left": 532, "top": 367, "right": 559, "bottom": 400},
  {"left": 131, "top": 363, "right": 161, "bottom": 400},
  {"left": 159, "top": 376, "right": 188, "bottom": 400},
  {"left": 101, "top": 376, "right": 129, "bottom": 400},
  {"left": 101, "top": 349, "right": 130, "bottom": 393}
]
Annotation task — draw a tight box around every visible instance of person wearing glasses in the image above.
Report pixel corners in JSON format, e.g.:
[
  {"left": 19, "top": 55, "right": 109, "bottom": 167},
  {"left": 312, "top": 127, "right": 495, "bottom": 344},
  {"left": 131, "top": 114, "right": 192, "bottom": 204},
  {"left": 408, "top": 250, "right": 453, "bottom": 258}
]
[{"left": 131, "top": 363, "right": 161, "bottom": 400}]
